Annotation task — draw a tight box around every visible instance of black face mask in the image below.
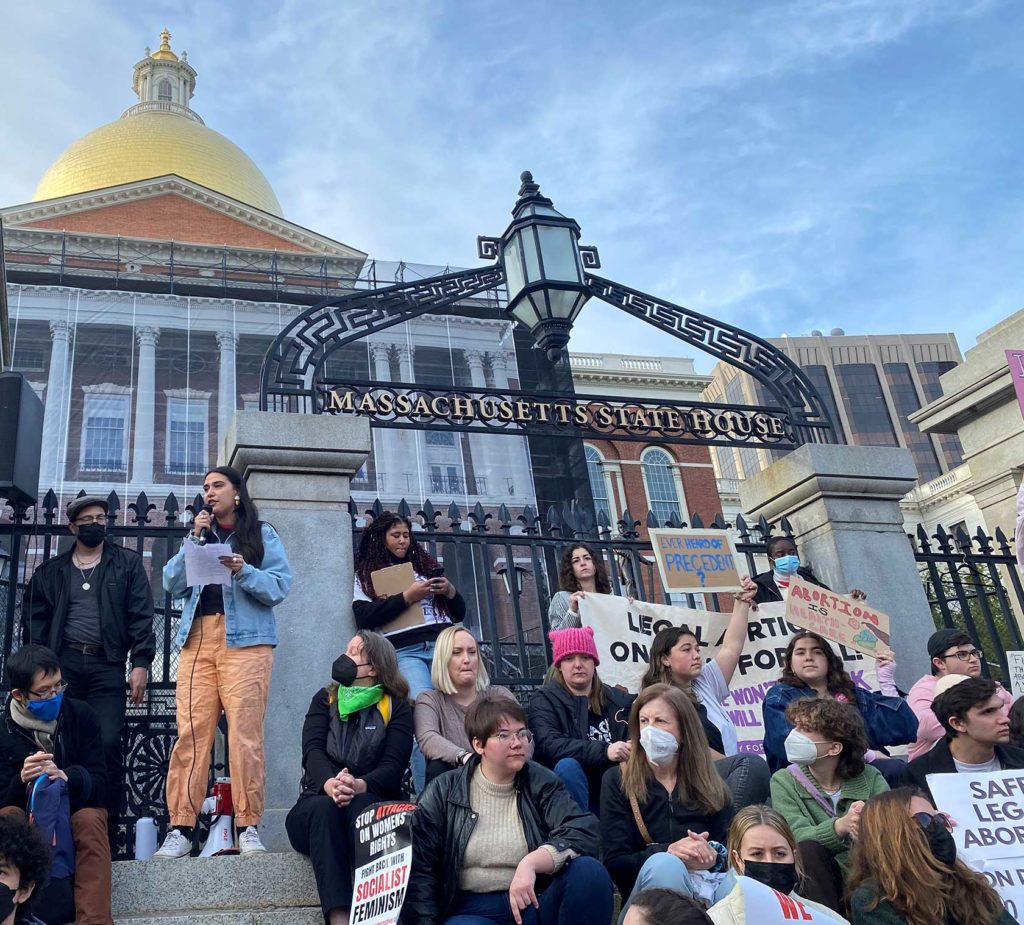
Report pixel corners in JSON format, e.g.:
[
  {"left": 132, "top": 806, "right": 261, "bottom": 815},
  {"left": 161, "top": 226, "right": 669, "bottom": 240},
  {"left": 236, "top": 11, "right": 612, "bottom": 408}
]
[
  {"left": 924, "top": 821, "right": 957, "bottom": 866},
  {"left": 0, "top": 883, "right": 17, "bottom": 921},
  {"left": 332, "top": 654, "right": 359, "bottom": 688},
  {"left": 75, "top": 522, "right": 106, "bottom": 548},
  {"left": 743, "top": 860, "right": 799, "bottom": 896}
]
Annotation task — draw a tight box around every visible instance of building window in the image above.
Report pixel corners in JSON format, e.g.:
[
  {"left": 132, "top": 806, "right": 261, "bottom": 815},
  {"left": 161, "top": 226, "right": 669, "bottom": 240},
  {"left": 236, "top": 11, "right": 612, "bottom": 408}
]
[
  {"left": 803, "top": 365, "right": 846, "bottom": 443},
  {"left": 81, "top": 392, "right": 129, "bottom": 472},
  {"left": 834, "top": 364, "right": 898, "bottom": 446},
  {"left": 166, "top": 398, "right": 208, "bottom": 475},
  {"left": 12, "top": 345, "right": 45, "bottom": 372},
  {"left": 431, "top": 465, "right": 464, "bottom": 495},
  {"left": 157, "top": 79, "right": 172, "bottom": 101},
  {"left": 883, "top": 363, "right": 942, "bottom": 482},
  {"left": 917, "top": 361, "right": 965, "bottom": 469},
  {"left": 714, "top": 446, "right": 739, "bottom": 481},
  {"left": 642, "top": 448, "right": 685, "bottom": 526},
  {"left": 425, "top": 430, "right": 456, "bottom": 447},
  {"left": 585, "top": 445, "right": 614, "bottom": 526}
]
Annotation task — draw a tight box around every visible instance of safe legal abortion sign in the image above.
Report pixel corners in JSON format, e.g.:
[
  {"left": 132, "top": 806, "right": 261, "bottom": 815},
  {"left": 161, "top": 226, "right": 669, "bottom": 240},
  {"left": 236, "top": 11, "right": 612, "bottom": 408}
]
[
  {"left": 580, "top": 596, "right": 878, "bottom": 755},
  {"left": 648, "top": 528, "right": 743, "bottom": 594},
  {"left": 929, "top": 771, "right": 1024, "bottom": 918}
]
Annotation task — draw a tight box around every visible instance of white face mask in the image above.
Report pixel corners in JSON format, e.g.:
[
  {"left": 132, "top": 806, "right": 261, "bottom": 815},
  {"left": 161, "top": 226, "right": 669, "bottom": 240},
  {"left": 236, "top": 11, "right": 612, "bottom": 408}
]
[
  {"left": 640, "top": 726, "right": 680, "bottom": 766},
  {"left": 784, "top": 729, "right": 826, "bottom": 766}
]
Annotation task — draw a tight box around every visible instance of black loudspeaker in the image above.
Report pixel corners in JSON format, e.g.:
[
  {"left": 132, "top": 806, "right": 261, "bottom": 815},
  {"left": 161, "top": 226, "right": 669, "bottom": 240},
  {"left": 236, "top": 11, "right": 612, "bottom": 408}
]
[{"left": 0, "top": 372, "right": 44, "bottom": 505}]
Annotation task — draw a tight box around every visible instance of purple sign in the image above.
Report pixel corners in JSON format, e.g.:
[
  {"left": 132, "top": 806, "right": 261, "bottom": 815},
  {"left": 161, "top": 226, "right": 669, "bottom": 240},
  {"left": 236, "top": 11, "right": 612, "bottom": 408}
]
[{"left": 1007, "top": 350, "right": 1024, "bottom": 421}]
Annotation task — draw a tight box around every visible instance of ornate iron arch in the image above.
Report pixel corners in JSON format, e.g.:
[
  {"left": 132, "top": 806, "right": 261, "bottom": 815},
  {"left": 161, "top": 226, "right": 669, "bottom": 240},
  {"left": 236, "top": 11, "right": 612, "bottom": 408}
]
[{"left": 260, "top": 262, "right": 835, "bottom": 447}]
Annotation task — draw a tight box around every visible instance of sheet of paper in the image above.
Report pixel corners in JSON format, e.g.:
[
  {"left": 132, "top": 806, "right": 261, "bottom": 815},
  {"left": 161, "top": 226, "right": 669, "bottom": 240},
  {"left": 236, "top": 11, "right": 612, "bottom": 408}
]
[{"left": 184, "top": 542, "right": 234, "bottom": 588}]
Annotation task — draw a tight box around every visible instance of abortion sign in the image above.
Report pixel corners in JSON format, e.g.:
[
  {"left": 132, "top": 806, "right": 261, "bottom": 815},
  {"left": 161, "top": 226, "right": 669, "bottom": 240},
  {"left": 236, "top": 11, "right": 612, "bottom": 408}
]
[
  {"left": 784, "top": 577, "right": 893, "bottom": 658},
  {"left": 351, "top": 802, "right": 416, "bottom": 925},
  {"left": 648, "top": 528, "right": 743, "bottom": 593},
  {"left": 928, "top": 771, "right": 1024, "bottom": 918},
  {"left": 580, "top": 596, "right": 878, "bottom": 755}
]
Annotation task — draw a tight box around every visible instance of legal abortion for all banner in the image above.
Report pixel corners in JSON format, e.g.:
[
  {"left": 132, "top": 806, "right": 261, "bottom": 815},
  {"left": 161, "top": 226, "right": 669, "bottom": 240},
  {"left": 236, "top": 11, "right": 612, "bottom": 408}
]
[{"left": 579, "top": 594, "right": 879, "bottom": 756}]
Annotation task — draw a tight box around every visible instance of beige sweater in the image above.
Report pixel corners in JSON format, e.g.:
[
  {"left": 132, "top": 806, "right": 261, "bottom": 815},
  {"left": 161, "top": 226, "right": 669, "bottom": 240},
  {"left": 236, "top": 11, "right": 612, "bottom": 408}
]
[{"left": 459, "top": 770, "right": 571, "bottom": 893}]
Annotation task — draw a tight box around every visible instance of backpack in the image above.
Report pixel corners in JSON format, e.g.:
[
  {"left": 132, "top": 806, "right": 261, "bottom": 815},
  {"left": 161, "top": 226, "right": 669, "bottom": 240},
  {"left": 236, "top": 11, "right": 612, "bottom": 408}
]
[{"left": 28, "top": 774, "right": 75, "bottom": 879}]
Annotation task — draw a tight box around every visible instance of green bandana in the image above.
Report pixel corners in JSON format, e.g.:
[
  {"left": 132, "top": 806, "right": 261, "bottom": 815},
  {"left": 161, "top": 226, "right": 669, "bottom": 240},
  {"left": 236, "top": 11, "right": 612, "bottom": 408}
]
[{"left": 336, "top": 684, "right": 384, "bottom": 721}]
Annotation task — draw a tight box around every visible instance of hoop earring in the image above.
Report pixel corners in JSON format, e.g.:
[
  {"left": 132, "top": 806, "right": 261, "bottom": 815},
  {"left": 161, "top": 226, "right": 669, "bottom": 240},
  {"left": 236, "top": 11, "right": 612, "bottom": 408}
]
[{"left": 234, "top": 495, "right": 240, "bottom": 507}]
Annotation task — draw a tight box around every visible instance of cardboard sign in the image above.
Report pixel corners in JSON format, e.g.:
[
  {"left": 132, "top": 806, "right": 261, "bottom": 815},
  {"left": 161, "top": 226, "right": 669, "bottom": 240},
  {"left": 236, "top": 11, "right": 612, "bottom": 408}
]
[
  {"left": 1007, "top": 651, "right": 1024, "bottom": 699},
  {"left": 927, "top": 771, "right": 1024, "bottom": 918},
  {"left": 784, "top": 576, "right": 892, "bottom": 658},
  {"left": 731, "top": 875, "right": 844, "bottom": 922},
  {"left": 648, "top": 528, "right": 743, "bottom": 593},
  {"left": 580, "top": 596, "right": 879, "bottom": 755},
  {"left": 350, "top": 802, "right": 416, "bottom": 925},
  {"left": 370, "top": 563, "right": 426, "bottom": 634}
]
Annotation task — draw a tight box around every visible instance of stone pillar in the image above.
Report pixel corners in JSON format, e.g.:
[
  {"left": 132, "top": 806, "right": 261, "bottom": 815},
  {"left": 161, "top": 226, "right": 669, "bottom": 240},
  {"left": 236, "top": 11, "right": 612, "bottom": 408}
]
[
  {"left": 465, "top": 350, "right": 496, "bottom": 497},
  {"left": 740, "top": 443, "right": 935, "bottom": 690},
  {"left": 394, "top": 345, "right": 424, "bottom": 499},
  {"left": 216, "top": 331, "right": 238, "bottom": 454},
  {"left": 132, "top": 326, "right": 159, "bottom": 487},
  {"left": 223, "top": 411, "right": 371, "bottom": 851},
  {"left": 41, "top": 321, "right": 72, "bottom": 491},
  {"left": 369, "top": 342, "right": 398, "bottom": 495}
]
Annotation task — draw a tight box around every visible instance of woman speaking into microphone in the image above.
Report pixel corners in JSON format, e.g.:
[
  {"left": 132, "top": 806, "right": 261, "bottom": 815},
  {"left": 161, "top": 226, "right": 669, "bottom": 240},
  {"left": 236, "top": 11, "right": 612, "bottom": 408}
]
[{"left": 155, "top": 466, "right": 292, "bottom": 859}]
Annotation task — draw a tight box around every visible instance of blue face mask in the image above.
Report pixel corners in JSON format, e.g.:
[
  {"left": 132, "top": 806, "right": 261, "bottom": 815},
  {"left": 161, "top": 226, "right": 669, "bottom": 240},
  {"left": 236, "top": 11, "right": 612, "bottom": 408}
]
[
  {"left": 25, "top": 691, "right": 63, "bottom": 723},
  {"left": 773, "top": 554, "right": 800, "bottom": 576}
]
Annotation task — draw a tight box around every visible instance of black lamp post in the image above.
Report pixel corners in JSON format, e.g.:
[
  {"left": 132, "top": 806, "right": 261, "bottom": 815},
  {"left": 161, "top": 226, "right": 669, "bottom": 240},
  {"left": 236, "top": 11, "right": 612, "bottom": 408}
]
[{"left": 480, "top": 172, "right": 600, "bottom": 362}]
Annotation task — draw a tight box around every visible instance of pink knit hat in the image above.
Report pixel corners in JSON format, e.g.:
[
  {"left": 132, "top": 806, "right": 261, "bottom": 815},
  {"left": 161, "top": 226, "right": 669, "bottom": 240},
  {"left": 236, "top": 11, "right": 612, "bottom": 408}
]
[{"left": 549, "top": 626, "right": 600, "bottom": 666}]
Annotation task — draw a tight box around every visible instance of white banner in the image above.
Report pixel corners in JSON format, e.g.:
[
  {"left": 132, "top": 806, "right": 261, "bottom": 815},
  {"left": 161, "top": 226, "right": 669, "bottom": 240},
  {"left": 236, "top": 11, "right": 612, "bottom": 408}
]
[
  {"left": 581, "top": 596, "right": 879, "bottom": 756},
  {"left": 927, "top": 770, "right": 1024, "bottom": 917},
  {"left": 733, "top": 875, "right": 842, "bottom": 922}
]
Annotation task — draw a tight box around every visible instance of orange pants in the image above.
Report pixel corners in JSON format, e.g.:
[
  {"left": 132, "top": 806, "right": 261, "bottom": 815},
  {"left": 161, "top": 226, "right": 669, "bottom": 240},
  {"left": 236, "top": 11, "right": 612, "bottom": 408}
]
[{"left": 165, "top": 614, "right": 274, "bottom": 827}]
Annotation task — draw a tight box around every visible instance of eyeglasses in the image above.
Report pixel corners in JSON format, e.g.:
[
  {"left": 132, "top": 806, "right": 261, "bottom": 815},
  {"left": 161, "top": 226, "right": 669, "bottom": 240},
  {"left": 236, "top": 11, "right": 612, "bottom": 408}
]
[
  {"left": 912, "top": 811, "right": 952, "bottom": 832},
  {"left": 74, "top": 515, "right": 106, "bottom": 525},
  {"left": 940, "top": 649, "right": 981, "bottom": 662},
  {"left": 489, "top": 729, "right": 534, "bottom": 745},
  {"left": 29, "top": 681, "right": 68, "bottom": 699}
]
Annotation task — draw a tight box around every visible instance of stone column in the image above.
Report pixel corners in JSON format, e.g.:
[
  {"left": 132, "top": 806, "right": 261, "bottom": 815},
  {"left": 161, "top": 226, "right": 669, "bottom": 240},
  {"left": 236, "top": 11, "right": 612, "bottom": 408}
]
[
  {"left": 394, "top": 345, "right": 423, "bottom": 500},
  {"left": 132, "top": 326, "right": 159, "bottom": 487},
  {"left": 464, "top": 350, "right": 496, "bottom": 497},
  {"left": 740, "top": 443, "right": 935, "bottom": 691},
  {"left": 369, "top": 342, "right": 398, "bottom": 496},
  {"left": 224, "top": 411, "right": 371, "bottom": 851},
  {"left": 216, "top": 331, "right": 238, "bottom": 454},
  {"left": 40, "top": 321, "right": 72, "bottom": 491}
]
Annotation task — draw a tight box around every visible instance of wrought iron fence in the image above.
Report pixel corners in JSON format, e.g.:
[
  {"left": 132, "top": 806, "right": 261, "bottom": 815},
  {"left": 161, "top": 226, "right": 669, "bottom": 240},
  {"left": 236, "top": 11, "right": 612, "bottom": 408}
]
[{"left": 911, "top": 523, "right": 1024, "bottom": 681}]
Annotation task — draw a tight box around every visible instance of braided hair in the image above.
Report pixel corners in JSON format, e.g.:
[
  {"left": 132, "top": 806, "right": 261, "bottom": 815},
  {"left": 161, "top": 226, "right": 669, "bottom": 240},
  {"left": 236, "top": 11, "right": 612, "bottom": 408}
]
[{"left": 355, "top": 512, "right": 451, "bottom": 618}]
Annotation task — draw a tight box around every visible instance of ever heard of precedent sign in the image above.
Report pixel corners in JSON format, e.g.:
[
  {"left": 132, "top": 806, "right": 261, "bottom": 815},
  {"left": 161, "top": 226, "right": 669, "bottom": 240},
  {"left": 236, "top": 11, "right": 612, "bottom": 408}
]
[{"left": 648, "top": 528, "right": 743, "bottom": 594}]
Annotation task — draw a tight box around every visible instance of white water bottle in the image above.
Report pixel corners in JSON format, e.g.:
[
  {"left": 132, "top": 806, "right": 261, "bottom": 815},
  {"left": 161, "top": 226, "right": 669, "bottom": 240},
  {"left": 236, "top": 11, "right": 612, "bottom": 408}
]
[{"left": 135, "top": 817, "right": 157, "bottom": 860}]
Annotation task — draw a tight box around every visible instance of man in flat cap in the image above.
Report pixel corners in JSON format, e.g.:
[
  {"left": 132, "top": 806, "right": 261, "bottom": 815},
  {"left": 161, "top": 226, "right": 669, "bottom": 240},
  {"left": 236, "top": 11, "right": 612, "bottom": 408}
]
[
  {"left": 20, "top": 495, "right": 156, "bottom": 848},
  {"left": 906, "top": 627, "right": 1012, "bottom": 760}
]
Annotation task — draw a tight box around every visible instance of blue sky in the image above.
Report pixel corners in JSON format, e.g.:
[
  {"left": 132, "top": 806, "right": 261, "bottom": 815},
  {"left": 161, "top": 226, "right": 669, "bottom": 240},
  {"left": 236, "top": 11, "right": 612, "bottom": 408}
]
[{"left": 2, "top": 0, "right": 1022, "bottom": 367}]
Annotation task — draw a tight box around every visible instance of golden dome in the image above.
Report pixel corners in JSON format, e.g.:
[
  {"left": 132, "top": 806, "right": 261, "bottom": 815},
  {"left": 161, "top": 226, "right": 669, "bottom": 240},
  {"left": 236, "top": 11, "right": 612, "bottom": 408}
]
[
  {"left": 151, "top": 28, "right": 178, "bottom": 61},
  {"left": 33, "top": 110, "right": 282, "bottom": 216}
]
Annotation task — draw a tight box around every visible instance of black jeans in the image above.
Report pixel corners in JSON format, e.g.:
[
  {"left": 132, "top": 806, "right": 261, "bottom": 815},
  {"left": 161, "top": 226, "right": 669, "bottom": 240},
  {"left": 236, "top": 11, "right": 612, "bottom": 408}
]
[
  {"left": 715, "top": 754, "right": 771, "bottom": 811},
  {"left": 59, "top": 647, "right": 127, "bottom": 844},
  {"left": 286, "top": 792, "right": 377, "bottom": 916},
  {"left": 796, "top": 840, "right": 846, "bottom": 916}
]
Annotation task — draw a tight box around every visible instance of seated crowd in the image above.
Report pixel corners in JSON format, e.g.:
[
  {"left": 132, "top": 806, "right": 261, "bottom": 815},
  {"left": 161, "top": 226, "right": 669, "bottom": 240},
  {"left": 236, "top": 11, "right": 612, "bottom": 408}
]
[{"left": 6, "top": 508, "right": 1021, "bottom": 925}]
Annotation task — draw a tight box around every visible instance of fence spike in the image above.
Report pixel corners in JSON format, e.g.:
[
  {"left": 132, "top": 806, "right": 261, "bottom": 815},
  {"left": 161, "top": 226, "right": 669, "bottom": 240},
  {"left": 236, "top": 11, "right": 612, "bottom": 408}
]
[
  {"left": 370, "top": 498, "right": 384, "bottom": 518},
  {"left": 447, "top": 501, "right": 462, "bottom": 525},
  {"left": 188, "top": 493, "right": 205, "bottom": 518},
  {"left": 128, "top": 492, "right": 155, "bottom": 525},
  {"left": 953, "top": 524, "right": 972, "bottom": 553},
  {"left": 933, "top": 524, "right": 953, "bottom": 554},
  {"left": 596, "top": 509, "right": 611, "bottom": 535},
  {"left": 106, "top": 491, "right": 121, "bottom": 519},
  {"left": 995, "top": 526, "right": 1012, "bottom": 555},
  {"left": 419, "top": 499, "right": 441, "bottom": 529},
  {"left": 42, "top": 489, "right": 59, "bottom": 520},
  {"left": 973, "top": 526, "right": 994, "bottom": 555},
  {"left": 518, "top": 505, "right": 539, "bottom": 534},
  {"left": 711, "top": 512, "right": 727, "bottom": 530},
  {"left": 734, "top": 513, "right": 750, "bottom": 541},
  {"left": 163, "top": 493, "right": 180, "bottom": 524},
  {"left": 470, "top": 502, "right": 491, "bottom": 532},
  {"left": 756, "top": 515, "right": 771, "bottom": 542},
  {"left": 497, "top": 504, "right": 513, "bottom": 532},
  {"left": 780, "top": 516, "right": 795, "bottom": 537},
  {"left": 397, "top": 498, "right": 412, "bottom": 520},
  {"left": 347, "top": 497, "right": 359, "bottom": 520},
  {"left": 914, "top": 523, "right": 932, "bottom": 553},
  {"left": 690, "top": 511, "right": 704, "bottom": 529}
]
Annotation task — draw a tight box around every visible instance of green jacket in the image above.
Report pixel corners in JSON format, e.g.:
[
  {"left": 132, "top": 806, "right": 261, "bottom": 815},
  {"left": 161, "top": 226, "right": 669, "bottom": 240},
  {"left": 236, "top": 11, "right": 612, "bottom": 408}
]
[
  {"left": 769, "top": 765, "right": 888, "bottom": 869},
  {"left": 849, "top": 884, "right": 1018, "bottom": 924}
]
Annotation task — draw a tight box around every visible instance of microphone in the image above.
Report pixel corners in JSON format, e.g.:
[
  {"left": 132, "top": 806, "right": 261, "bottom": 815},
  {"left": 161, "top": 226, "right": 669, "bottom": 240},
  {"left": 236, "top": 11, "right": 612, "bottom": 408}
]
[{"left": 198, "top": 504, "right": 215, "bottom": 544}]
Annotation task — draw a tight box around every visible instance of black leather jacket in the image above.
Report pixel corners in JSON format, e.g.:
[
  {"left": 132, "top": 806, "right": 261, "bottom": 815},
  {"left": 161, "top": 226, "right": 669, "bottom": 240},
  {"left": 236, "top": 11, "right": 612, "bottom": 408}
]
[
  {"left": 528, "top": 681, "right": 634, "bottom": 769},
  {"left": 407, "top": 758, "right": 600, "bottom": 925}
]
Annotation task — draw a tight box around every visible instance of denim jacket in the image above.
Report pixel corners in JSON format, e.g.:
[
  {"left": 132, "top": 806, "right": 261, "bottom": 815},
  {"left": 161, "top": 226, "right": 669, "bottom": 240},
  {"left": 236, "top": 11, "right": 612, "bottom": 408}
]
[{"left": 163, "top": 522, "right": 292, "bottom": 648}]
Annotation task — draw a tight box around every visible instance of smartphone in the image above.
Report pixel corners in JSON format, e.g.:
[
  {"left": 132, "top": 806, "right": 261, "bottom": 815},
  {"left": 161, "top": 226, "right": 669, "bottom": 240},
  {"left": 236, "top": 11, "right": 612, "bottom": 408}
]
[{"left": 429, "top": 567, "right": 445, "bottom": 579}]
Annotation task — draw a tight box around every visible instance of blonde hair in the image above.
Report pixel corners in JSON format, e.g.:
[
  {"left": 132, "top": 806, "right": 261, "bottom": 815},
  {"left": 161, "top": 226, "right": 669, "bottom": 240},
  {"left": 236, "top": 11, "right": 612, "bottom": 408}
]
[
  {"left": 727, "top": 805, "right": 804, "bottom": 880},
  {"left": 619, "top": 684, "right": 730, "bottom": 814},
  {"left": 431, "top": 626, "right": 490, "bottom": 695}
]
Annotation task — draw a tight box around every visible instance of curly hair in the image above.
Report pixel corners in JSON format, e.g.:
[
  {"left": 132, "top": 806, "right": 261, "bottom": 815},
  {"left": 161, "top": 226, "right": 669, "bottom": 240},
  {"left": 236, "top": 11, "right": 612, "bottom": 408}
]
[
  {"left": 557, "top": 543, "right": 611, "bottom": 594},
  {"left": 779, "top": 631, "right": 857, "bottom": 702},
  {"left": 785, "top": 696, "right": 868, "bottom": 780},
  {"left": 848, "top": 789, "right": 1005, "bottom": 925},
  {"left": 355, "top": 512, "right": 450, "bottom": 618},
  {"left": 0, "top": 812, "right": 51, "bottom": 916}
]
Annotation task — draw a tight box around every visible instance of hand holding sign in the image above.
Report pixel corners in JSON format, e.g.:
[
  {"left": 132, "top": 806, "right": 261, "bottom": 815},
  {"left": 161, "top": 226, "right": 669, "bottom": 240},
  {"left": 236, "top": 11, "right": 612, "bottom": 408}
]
[{"left": 785, "top": 576, "right": 892, "bottom": 659}]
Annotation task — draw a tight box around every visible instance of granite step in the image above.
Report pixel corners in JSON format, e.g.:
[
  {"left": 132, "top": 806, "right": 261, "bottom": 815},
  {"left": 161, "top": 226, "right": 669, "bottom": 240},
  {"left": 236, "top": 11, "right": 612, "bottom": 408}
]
[{"left": 112, "top": 853, "right": 320, "bottom": 921}]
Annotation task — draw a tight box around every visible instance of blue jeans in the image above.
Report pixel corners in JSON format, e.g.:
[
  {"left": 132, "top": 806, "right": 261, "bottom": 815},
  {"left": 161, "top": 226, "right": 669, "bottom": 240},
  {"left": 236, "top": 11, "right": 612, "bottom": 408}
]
[
  {"left": 396, "top": 640, "right": 436, "bottom": 793},
  {"left": 619, "top": 854, "right": 696, "bottom": 925},
  {"left": 552, "top": 758, "right": 594, "bottom": 815},
  {"left": 444, "top": 856, "right": 613, "bottom": 925}
]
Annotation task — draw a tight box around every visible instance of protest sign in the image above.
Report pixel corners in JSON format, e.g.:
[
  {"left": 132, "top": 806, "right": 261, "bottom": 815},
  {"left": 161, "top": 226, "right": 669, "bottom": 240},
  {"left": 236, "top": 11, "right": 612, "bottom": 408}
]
[
  {"left": 648, "top": 528, "right": 743, "bottom": 594},
  {"left": 1007, "top": 651, "right": 1024, "bottom": 699},
  {"left": 784, "top": 576, "right": 892, "bottom": 658},
  {"left": 580, "top": 596, "right": 878, "bottom": 756},
  {"left": 350, "top": 802, "right": 416, "bottom": 925},
  {"left": 733, "top": 875, "right": 843, "bottom": 922},
  {"left": 927, "top": 770, "right": 1024, "bottom": 917}
]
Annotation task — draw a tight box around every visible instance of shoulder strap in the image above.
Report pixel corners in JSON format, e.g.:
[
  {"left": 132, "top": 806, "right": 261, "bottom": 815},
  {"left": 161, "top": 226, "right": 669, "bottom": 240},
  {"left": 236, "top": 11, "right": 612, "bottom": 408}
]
[
  {"left": 786, "top": 764, "right": 837, "bottom": 816},
  {"left": 628, "top": 793, "right": 654, "bottom": 845},
  {"left": 379, "top": 694, "right": 391, "bottom": 726}
]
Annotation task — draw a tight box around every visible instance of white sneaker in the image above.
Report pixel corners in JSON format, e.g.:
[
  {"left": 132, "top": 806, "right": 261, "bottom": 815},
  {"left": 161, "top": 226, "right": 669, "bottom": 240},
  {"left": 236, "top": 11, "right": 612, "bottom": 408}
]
[
  {"left": 238, "top": 826, "right": 266, "bottom": 855},
  {"left": 154, "top": 828, "right": 191, "bottom": 860}
]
